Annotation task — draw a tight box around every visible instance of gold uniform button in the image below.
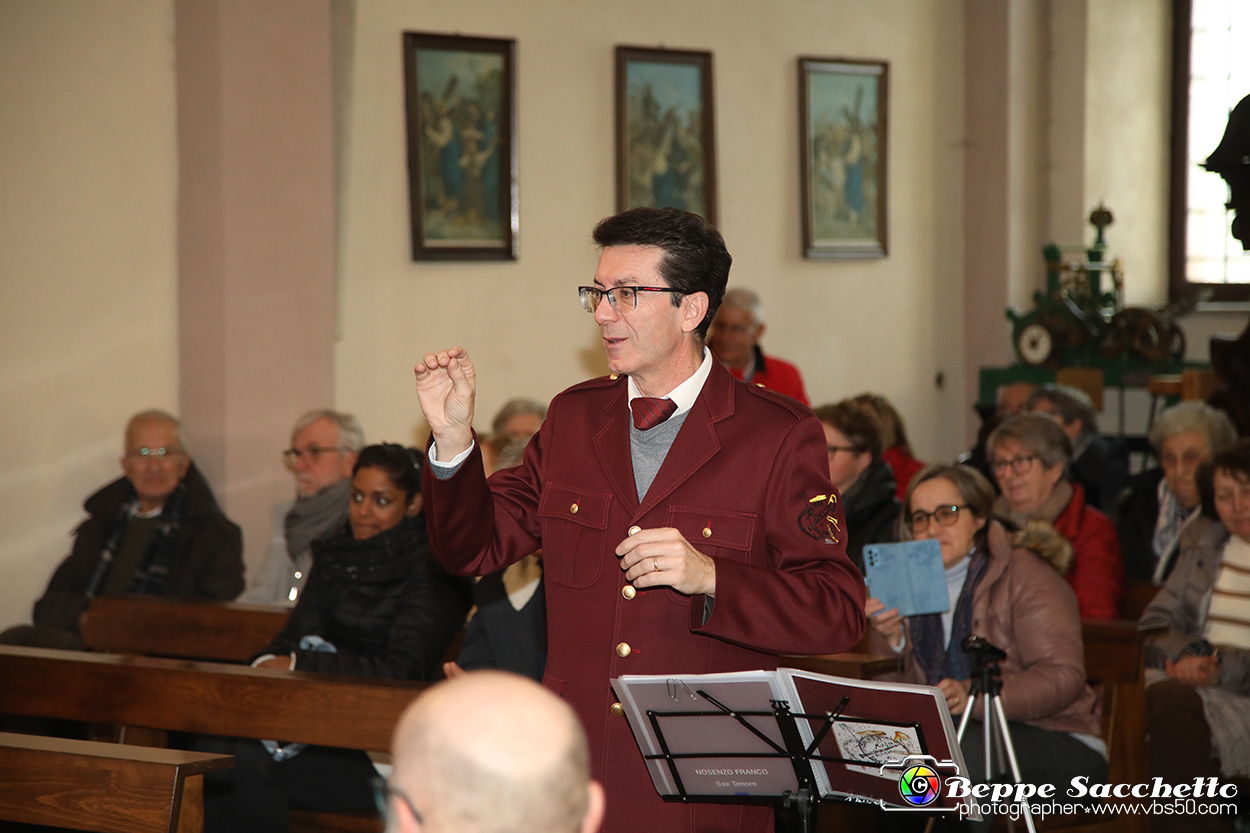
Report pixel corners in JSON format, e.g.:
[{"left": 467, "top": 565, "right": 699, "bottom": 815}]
[
  {"left": 702, "top": 527, "right": 712, "bottom": 538},
  {"left": 570, "top": 503, "right": 579, "bottom": 514},
  {"left": 622, "top": 585, "right": 637, "bottom": 600},
  {"left": 615, "top": 642, "right": 631, "bottom": 657},
  {"left": 611, "top": 702, "right": 625, "bottom": 716},
  {"left": 628, "top": 525, "right": 641, "bottom": 536},
  {"left": 609, "top": 373, "right": 620, "bottom": 380},
  {"left": 755, "top": 382, "right": 766, "bottom": 387}
]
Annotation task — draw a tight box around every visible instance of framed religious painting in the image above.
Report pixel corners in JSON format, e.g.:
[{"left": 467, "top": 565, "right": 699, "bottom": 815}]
[
  {"left": 615, "top": 46, "right": 717, "bottom": 225},
  {"left": 403, "top": 32, "right": 518, "bottom": 260},
  {"left": 799, "top": 57, "right": 889, "bottom": 259}
]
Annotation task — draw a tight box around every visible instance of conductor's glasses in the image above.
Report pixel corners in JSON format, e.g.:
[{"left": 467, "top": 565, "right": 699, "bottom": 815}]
[
  {"left": 578, "top": 285, "right": 682, "bottom": 314},
  {"left": 908, "top": 505, "right": 969, "bottom": 534}
]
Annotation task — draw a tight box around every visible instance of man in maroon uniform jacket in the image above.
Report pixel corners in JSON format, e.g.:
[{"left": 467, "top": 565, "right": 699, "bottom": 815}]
[{"left": 415, "top": 208, "right": 864, "bottom": 833}]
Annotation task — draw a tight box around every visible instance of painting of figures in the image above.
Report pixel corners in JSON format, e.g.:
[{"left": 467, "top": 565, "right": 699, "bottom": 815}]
[
  {"left": 403, "top": 33, "right": 517, "bottom": 260},
  {"left": 799, "top": 58, "right": 888, "bottom": 259},
  {"left": 616, "top": 47, "right": 717, "bottom": 225}
]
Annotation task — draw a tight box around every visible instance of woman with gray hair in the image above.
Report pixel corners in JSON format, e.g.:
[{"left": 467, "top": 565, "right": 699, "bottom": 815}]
[
  {"left": 1116, "top": 401, "right": 1238, "bottom": 583},
  {"left": 988, "top": 414, "right": 1125, "bottom": 619}
]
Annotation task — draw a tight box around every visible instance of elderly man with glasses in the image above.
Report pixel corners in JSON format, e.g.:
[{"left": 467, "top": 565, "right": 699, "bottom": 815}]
[
  {"left": 0, "top": 409, "right": 244, "bottom": 650},
  {"left": 413, "top": 207, "right": 865, "bottom": 833},
  {"left": 239, "top": 409, "right": 365, "bottom": 606}
]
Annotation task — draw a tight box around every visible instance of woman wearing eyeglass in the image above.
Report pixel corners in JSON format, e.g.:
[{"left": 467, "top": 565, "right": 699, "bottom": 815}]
[
  {"left": 865, "top": 464, "right": 1106, "bottom": 825},
  {"left": 987, "top": 413, "right": 1124, "bottom": 620}
]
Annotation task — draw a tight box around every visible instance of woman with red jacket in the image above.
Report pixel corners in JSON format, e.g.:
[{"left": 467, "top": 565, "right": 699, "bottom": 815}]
[{"left": 988, "top": 413, "right": 1125, "bottom": 619}]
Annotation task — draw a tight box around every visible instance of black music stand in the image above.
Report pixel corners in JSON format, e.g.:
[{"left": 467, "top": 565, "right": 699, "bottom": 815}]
[{"left": 613, "top": 670, "right": 968, "bottom": 831}]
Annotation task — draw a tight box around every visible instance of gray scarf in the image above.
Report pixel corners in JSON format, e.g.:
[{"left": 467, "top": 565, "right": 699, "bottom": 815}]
[
  {"left": 994, "top": 479, "right": 1073, "bottom": 529},
  {"left": 284, "top": 479, "right": 350, "bottom": 560}
]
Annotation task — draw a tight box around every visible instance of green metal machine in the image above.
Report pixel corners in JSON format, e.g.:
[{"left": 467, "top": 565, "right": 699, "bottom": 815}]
[{"left": 1006, "top": 204, "right": 1187, "bottom": 368}]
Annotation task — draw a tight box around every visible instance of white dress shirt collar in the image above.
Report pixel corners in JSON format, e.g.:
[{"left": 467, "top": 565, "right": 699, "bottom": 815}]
[{"left": 627, "top": 347, "right": 713, "bottom": 417}]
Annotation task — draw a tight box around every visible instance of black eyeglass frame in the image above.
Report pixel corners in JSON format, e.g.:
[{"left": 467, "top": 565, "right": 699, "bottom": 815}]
[
  {"left": 907, "top": 504, "right": 970, "bottom": 533},
  {"left": 371, "top": 776, "right": 423, "bottom": 824},
  {"left": 577, "top": 285, "right": 683, "bottom": 314}
]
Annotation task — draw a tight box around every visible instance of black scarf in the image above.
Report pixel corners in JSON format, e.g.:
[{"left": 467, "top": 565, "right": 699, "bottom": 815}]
[
  {"left": 86, "top": 480, "right": 189, "bottom": 597},
  {"left": 311, "top": 514, "right": 426, "bottom": 584},
  {"left": 910, "top": 546, "right": 989, "bottom": 686}
]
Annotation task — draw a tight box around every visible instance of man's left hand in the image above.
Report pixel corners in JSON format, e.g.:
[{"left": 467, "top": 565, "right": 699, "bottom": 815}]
[{"left": 616, "top": 528, "right": 716, "bottom": 597}]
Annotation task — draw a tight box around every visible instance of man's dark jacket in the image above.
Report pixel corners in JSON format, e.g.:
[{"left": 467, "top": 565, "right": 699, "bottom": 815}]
[{"left": 33, "top": 462, "right": 244, "bottom": 633}]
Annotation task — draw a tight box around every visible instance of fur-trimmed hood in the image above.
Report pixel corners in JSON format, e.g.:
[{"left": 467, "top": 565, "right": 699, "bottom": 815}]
[{"left": 1011, "top": 518, "right": 1073, "bottom": 575}]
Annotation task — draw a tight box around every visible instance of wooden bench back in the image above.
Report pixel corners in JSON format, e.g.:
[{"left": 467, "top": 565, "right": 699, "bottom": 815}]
[
  {"left": 0, "top": 731, "right": 231, "bottom": 833},
  {"left": 0, "top": 645, "right": 425, "bottom": 753},
  {"left": 82, "top": 596, "right": 290, "bottom": 663}
]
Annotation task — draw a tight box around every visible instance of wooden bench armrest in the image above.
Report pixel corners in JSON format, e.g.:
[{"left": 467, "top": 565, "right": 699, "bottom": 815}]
[{"left": 0, "top": 731, "right": 232, "bottom": 833}]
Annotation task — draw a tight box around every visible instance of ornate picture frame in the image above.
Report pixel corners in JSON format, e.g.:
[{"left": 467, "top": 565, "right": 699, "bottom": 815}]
[
  {"left": 799, "top": 57, "right": 889, "bottom": 259},
  {"left": 403, "top": 32, "right": 518, "bottom": 260},
  {"left": 615, "top": 46, "right": 717, "bottom": 225}
]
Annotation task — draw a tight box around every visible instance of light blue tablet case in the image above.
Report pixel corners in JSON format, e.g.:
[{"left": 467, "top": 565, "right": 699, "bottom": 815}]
[{"left": 862, "top": 539, "right": 949, "bottom": 618}]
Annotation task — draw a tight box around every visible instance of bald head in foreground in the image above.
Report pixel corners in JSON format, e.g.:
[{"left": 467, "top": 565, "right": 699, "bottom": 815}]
[{"left": 387, "top": 671, "right": 605, "bottom": 833}]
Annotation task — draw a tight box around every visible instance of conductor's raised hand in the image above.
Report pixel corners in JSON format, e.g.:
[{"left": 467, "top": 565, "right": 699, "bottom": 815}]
[
  {"left": 414, "top": 347, "right": 476, "bottom": 460},
  {"left": 617, "top": 528, "right": 716, "bottom": 597}
]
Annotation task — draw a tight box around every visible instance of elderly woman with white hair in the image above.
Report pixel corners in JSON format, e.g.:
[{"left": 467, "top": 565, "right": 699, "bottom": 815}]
[
  {"left": 989, "top": 414, "right": 1125, "bottom": 620},
  {"left": 1116, "top": 401, "right": 1238, "bottom": 583}
]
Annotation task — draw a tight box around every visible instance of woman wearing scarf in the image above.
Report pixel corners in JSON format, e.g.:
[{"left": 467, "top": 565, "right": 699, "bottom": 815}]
[
  {"left": 204, "top": 443, "right": 473, "bottom": 832},
  {"left": 865, "top": 464, "right": 1105, "bottom": 827},
  {"left": 1116, "top": 401, "right": 1237, "bottom": 584},
  {"left": 988, "top": 413, "right": 1125, "bottom": 620}
]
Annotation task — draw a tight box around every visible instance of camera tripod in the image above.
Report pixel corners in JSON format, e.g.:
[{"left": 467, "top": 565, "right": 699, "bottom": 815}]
[{"left": 955, "top": 635, "right": 1036, "bottom": 833}]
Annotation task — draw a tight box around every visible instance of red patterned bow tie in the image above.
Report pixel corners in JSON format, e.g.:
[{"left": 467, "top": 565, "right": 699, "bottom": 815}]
[{"left": 630, "top": 397, "right": 678, "bottom": 430}]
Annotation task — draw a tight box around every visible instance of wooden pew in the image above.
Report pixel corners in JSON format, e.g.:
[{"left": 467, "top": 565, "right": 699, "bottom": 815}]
[
  {"left": 0, "top": 645, "right": 423, "bottom": 752},
  {"left": 0, "top": 646, "right": 426, "bottom": 833},
  {"left": 82, "top": 596, "right": 290, "bottom": 663},
  {"left": 1047, "top": 620, "right": 1159, "bottom": 833},
  {"left": 0, "top": 731, "right": 232, "bottom": 833}
]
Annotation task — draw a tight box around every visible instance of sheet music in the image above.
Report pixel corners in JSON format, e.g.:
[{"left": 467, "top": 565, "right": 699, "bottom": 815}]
[
  {"left": 611, "top": 670, "right": 798, "bottom": 798},
  {"left": 613, "top": 666, "right": 969, "bottom": 811}
]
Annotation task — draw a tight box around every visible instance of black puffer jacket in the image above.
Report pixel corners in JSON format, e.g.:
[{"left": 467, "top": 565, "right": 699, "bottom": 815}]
[
  {"left": 260, "top": 514, "right": 473, "bottom": 680},
  {"left": 843, "top": 460, "right": 901, "bottom": 572},
  {"left": 1115, "top": 467, "right": 1166, "bottom": 582}
]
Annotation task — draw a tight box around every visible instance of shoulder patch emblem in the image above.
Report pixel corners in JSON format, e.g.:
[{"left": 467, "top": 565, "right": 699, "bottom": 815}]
[{"left": 800, "top": 493, "right": 840, "bottom": 543}]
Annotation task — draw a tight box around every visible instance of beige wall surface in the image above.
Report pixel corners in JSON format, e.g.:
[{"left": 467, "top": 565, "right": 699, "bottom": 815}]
[
  {"left": 0, "top": 1, "right": 179, "bottom": 627},
  {"left": 336, "top": 0, "right": 969, "bottom": 467},
  {"left": 1085, "top": 0, "right": 1171, "bottom": 306}
]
